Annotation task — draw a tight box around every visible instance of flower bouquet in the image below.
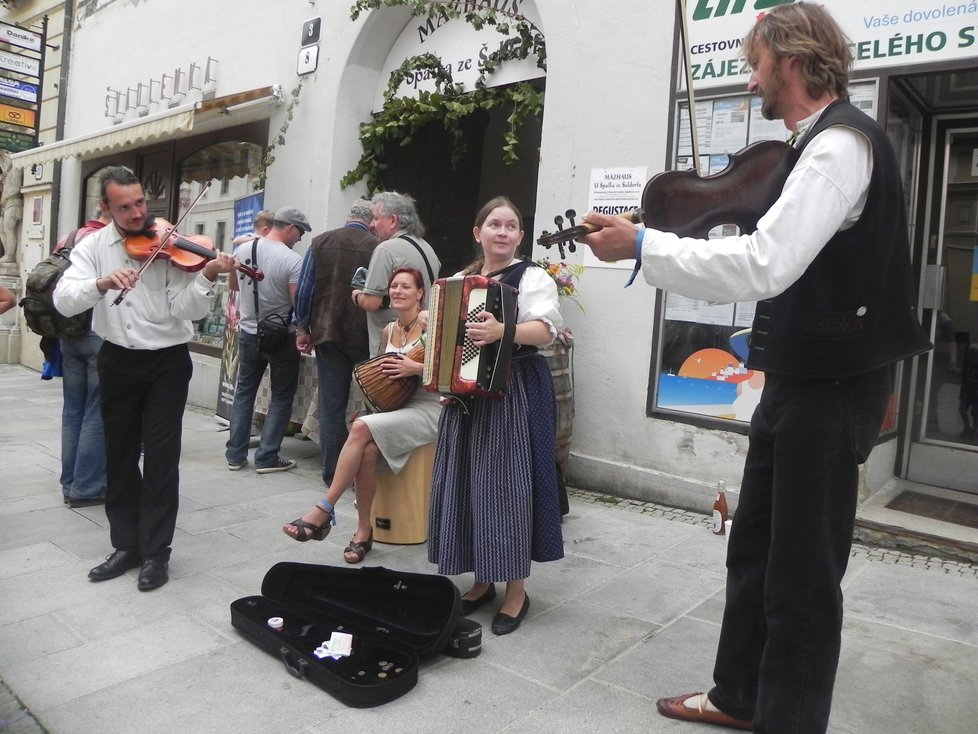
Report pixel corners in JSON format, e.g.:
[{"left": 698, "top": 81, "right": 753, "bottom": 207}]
[{"left": 536, "top": 258, "right": 585, "bottom": 312}]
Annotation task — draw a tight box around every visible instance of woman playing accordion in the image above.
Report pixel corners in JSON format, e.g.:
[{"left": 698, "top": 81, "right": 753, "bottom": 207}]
[{"left": 427, "top": 196, "right": 565, "bottom": 635}]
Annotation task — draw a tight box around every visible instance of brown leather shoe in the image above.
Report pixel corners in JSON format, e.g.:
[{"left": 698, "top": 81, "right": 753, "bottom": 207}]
[{"left": 656, "top": 692, "right": 752, "bottom": 731}]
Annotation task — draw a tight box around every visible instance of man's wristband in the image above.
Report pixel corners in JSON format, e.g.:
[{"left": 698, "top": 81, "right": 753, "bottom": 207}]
[{"left": 354, "top": 292, "right": 362, "bottom": 305}]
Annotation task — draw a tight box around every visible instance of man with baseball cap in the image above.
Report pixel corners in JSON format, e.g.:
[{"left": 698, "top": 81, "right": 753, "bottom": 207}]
[
  {"left": 273, "top": 207, "right": 312, "bottom": 234},
  {"left": 225, "top": 206, "right": 309, "bottom": 474}
]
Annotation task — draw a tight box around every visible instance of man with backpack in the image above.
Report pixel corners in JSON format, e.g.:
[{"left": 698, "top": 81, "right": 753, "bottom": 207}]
[{"left": 55, "top": 210, "right": 111, "bottom": 508}]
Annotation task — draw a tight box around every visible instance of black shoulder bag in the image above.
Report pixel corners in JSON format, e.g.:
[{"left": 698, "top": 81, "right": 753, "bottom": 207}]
[{"left": 251, "top": 239, "right": 292, "bottom": 355}]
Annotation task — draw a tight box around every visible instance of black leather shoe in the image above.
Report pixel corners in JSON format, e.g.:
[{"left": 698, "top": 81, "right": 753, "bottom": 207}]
[
  {"left": 137, "top": 558, "right": 169, "bottom": 591},
  {"left": 491, "top": 594, "right": 530, "bottom": 635},
  {"left": 88, "top": 549, "right": 141, "bottom": 581},
  {"left": 460, "top": 584, "right": 496, "bottom": 616}
]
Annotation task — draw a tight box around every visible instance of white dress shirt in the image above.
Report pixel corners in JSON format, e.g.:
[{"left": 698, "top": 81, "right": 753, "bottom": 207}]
[
  {"left": 53, "top": 222, "right": 218, "bottom": 350},
  {"left": 640, "top": 104, "right": 873, "bottom": 304}
]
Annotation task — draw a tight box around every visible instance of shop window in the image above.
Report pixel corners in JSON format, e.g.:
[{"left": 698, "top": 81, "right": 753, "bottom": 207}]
[
  {"left": 81, "top": 165, "right": 115, "bottom": 225},
  {"left": 650, "top": 83, "right": 879, "bottom": 430},
  {"left": 176, "top": 141, "right": 263, "bottom": 352}
]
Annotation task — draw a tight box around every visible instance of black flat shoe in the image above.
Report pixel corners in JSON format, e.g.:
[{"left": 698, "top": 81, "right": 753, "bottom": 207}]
[
  {"left": 491, "top": 594, "right": 530, "bottom": 636},
  {"left": 137, "top": 558, "right": 169, "bottom": 591},
  {"left": 88, "top": 549, "right": 142, "bottom": 581},
  {"left": 460, "top": 584, "right": 497, "bottom": 616}
]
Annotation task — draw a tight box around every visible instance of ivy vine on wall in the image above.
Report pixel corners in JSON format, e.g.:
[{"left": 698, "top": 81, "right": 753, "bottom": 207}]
[
  {"left": 342, "top": 0, "right": 546, "bottom": 192},
  {"left": 254, "top": 79, "right": 304, "bottom": 191}
]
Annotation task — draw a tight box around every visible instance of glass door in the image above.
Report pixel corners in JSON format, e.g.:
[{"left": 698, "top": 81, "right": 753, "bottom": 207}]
[{"left": 906, "top": 122, "right": 978, "bottom": 493}]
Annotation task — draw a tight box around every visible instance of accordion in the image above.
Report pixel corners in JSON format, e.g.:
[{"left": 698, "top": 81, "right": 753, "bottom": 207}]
[{"left": 422, "top": 275, "right": 518, "bottom": 399}]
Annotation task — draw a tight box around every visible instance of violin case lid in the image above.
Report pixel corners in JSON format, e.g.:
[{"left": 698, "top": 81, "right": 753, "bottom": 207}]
[{"left": 230, "top": 562, "right": 461, "bottom": 707}]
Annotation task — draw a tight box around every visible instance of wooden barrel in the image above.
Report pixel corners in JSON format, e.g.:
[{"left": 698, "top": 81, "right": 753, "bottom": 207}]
[{"left": 542, "top": 343, "right": 574, "bottom": 473}]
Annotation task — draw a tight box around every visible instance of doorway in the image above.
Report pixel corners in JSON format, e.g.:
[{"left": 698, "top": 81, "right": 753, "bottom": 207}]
[
  {"left": 892, "top": 70, "right": 978, "bottom": 494},
  {"left": 378, "top": 82, "right": 544, "bottom": 277}
]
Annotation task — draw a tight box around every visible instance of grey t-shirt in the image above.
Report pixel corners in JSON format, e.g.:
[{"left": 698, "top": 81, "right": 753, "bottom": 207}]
[
  {"left": 233, "top": 237, "right": 303, "bottom": 334},
  {"left": 362, "top": 232, "right": 440, "bottom": 356}
]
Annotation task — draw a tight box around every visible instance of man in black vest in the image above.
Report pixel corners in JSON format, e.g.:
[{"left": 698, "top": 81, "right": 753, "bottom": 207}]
[
  {"left": 293, "top": 200, "right": 379, "bottom": 484},
  {"left": 582, "top": 4, "right": 931, "bottom": 733}
]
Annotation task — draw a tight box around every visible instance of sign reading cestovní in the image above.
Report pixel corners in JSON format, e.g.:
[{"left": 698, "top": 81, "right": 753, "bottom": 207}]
[{"left": 685, "top": 0, "right": 978, "bottom": 89}]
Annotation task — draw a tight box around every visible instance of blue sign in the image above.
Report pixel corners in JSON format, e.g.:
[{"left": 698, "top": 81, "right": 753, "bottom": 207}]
[
  {"left": 233, "top": 191, "right": 265, "bottom": 238},
  {"left": 0, "top": 76, "right": 38, "bottom": 104}
]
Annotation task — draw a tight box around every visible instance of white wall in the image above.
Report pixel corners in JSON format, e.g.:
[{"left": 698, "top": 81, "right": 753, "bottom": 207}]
[{"left": 43, "top": 0, "right": 896, "bottom": 507}]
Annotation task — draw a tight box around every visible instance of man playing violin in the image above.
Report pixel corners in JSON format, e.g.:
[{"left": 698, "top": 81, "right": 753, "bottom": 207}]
[
  {"left": 582, "top": 4, "right": 930, "bottom": 733},
  {"left": 54, "top": 166, "right": 238, "bottom": 592}
]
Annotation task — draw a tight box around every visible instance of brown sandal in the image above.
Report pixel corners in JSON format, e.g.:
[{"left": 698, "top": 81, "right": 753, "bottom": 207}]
[
  {"left": 283, "top": 501, "right": 334, "bottom": 542},
  {"left": 343, "top": 532, "right": 373, "bottom": 563}
]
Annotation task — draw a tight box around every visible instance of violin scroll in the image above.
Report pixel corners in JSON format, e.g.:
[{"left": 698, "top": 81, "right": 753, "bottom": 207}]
[{"left": 537, "top": 209, "right": 642, "bottom": 257}]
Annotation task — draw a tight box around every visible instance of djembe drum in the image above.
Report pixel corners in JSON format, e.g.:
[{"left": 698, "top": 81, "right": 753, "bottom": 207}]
[{"left": 353, "top": 343, "right": 425, "bottom": 413}]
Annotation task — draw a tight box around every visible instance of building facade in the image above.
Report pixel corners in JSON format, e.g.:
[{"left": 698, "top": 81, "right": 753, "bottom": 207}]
[{"left": 1, "top": 0, "right": 975, "bottom": 511}]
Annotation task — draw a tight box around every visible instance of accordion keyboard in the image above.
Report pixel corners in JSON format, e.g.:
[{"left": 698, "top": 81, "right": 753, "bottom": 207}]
[{"left": 459, "top": 288, "right": 488, "bottom": 380}]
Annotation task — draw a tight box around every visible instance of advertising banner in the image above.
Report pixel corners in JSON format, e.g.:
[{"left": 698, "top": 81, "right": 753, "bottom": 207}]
[
  {"left": 0, "top": 49, "right": 40, "bottom": 78},
  {"left": 0, "top": 103, "right": 35, "bottom": 129},
  {"left": 686, "top": 0, "right": 978, "bottom": 90},
  {"left": 0, "top": 77, "right": 38, "bottom": 104},
  {"left": 216, "top": 191, "right": 266, "bottom": 420},
  {"left": 0, "top": 22, "right": 42, "bottom": 52}
]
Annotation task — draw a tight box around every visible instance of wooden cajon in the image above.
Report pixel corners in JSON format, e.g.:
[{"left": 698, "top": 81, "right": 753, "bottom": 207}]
[{"left": 371, "top": 443, "right": 435, "bottom": 544}]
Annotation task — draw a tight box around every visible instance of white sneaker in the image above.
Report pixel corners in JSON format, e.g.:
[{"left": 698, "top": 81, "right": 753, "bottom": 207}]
[
  {"left": 228, "top": 460, "right": 248, "bottom": 471},
  {"left": 256, "top": 458, "right": 296, "bottom": 474}
]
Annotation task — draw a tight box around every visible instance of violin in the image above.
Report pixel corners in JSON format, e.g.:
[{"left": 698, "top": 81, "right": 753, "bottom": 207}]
[
  {"left": 537, "top": 140, "right": 796, "bottom": 257},
  {"left": 124, "top": 216, "right": 264, "bottom": 282}
]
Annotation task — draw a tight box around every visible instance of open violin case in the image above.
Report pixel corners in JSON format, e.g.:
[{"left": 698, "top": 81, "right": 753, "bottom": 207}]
[{"left": 230, "top": 562, "right": 480, "bottom": 707}]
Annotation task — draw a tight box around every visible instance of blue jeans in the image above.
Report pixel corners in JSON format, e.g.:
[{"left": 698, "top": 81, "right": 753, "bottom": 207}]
[
  {"left": 315, "top": 341, "right": 368, "bottom": 484},
  {"left": 225, "top": 330, "right": 300, "bottom": 468},
  {"left": 709, "top": 367, "right": 892, "bottom": 734},
  {"left": 60, "top": 332, "right": 106, "bottom": 500}
]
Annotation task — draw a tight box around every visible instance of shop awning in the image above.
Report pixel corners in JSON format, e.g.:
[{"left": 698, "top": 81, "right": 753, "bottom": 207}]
[
  {"left": 9, "top": 86, "right": 282, "bottom": 169},
  {"left": 9, "top": 102, "right": 197, "bottom": 169}
]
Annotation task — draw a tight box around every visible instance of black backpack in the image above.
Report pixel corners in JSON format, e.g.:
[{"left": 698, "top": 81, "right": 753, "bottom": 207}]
[{"left": 19, "top": 230, "right": 94, "bottom": 339}]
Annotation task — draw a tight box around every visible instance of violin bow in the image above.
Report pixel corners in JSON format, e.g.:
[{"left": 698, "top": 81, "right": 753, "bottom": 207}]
[
  {"left": 112, "top": 181, "right": 213, "bottom": 305},
  {"left": 678, "top": 0, "right": 702, "bottom": 166}
]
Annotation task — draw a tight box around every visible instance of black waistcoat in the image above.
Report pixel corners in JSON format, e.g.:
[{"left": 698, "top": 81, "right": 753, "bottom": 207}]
[{"left": 746, "top": 100, "right": 931, "bottom": 378}]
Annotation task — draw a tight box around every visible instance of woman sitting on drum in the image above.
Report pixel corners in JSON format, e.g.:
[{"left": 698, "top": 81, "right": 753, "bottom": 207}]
[{"left": 282, "top": 267, "right": 442, "bottom": 562}]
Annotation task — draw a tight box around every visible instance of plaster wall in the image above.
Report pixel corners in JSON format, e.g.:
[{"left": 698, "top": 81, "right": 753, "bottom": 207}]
[{"left": 5, "top": 0, "right": 901, "bottom": 504}]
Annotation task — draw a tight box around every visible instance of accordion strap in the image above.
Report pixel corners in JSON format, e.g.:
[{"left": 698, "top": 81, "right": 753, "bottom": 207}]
[{"left": 498, "top": 282, "right": 517, "bottom": 355}]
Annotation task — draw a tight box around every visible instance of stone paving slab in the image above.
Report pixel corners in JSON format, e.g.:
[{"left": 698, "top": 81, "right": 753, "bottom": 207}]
[{"left": 1, "top": 363, "right": 977, "bottom": 734}]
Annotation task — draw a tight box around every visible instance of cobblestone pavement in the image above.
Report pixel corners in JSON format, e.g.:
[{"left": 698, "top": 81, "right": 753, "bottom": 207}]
[{"left": 566, "top": 487, "right": 978, "bottom": 578}]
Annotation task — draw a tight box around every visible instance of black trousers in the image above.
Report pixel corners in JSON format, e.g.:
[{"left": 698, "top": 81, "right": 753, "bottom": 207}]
[
  {"left": 97, "top": 342, "right": 192, "bottom": 561},
  {"left": 709, "top": 367, "right": 892, "bottom": 734}
]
